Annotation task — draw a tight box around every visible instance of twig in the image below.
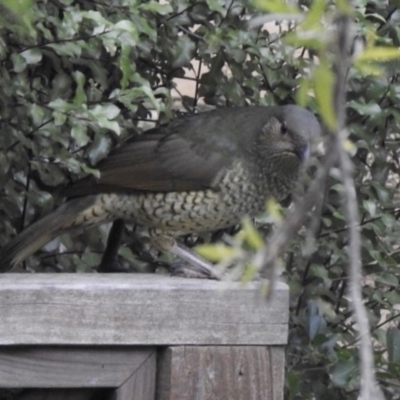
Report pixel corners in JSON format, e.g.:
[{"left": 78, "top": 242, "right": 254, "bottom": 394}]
[
  {"left": 18, "top": 30, "right": 111, "bottom": 53},
  {"left": 177, "top": 26, "right": 204, "bottom": 42},
  {"left": 166, "top": 5, "right": 195, "bottom": 21},
  {"left": 338, "top": 133, "right": 384, "bottom": 400},
  {"left": 20, "top": 163, "right": 31, "bottom": 233},
  {"left": 259, "top": 147, "right": 338, "bottom": 282},
  {"left": 257, "top": 7, "right": 385, "bottom": 399},
  {"left": 333, "top": 14, "right": 384, "bottom": 400},
  {"left": 193, "top": 59, "right": 202, "bottom": 108}
]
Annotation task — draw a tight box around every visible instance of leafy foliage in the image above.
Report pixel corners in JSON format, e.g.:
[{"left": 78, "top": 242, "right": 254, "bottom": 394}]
[{"left": 0, "top": 0, "right": 400, "bottom": 398}]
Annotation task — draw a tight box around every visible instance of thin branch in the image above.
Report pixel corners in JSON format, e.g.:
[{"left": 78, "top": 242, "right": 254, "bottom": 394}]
[
  {"left": 333, "top": 14, "right": 384, "bottom": 400},
  {"left": 373, "top": 312, "right": 400, "bottom": 331},
  {"left": 18, "top": 30, "right": 111, "bottom": 54},
  {"left": 166, "top": 4, "right": 195, "bottom": 21},
  {"left": 319, "top": 215, "right": 382, "bottom": 238},
  {"left": 177, "top": 26, "right": 204, "bottom": 42},
  {"left": 257, "top": 8, "right": 385, "bottom": 399},
  {"left": 259, "top": 147, "right": 338, "bottom": 283},
  {"left": 5, "top": 117, "right": 53, "bottom": 152},
  {"left": 193, "top": 59, "right": 202, "bottom": 108},
  {"left": 20, "top": 162, "right": 31, "bottom": 233}
]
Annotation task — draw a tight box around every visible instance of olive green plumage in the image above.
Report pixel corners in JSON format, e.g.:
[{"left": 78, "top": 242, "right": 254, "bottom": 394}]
[{"left": 0, "top": 105, "right": 321, "bottom": 271}]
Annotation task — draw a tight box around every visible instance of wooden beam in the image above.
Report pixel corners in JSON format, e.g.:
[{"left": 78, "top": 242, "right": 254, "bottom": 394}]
[
  {"left": 0, "top": 347, "right": 154, "bottom": 388},
  {"left": 113, "top": 350, "right": 156, "bottom": 400},
  {"left": 156, "top": 346, "right": 285, "bottom": 400},
  {"left": 0, "top": 274, "right": 288, "bottom": 346}
]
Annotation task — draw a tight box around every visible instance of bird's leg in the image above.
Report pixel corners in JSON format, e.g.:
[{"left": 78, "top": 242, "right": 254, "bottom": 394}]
[
  {"left": 97, "top": 219, "right": 125, "bottom": 272},
  {"left": 149, "top": 228, "right": 221, "bottom": 280}
]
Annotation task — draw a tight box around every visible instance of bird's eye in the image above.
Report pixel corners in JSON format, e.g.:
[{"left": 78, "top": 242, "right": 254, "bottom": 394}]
[{"left": 280, "top": 122, "right": 288, "bottom": 135}]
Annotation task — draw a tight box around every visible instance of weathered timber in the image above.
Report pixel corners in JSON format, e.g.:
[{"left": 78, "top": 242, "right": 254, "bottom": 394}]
[
  {"left": 113, "top": 350, "right": 157, "bottom": 400},
  {"left": 157, "top": 346, "right": 285, "bottom": 400},
  {"left": 0, "top": 347, "right": 155, "bottom": 388},
  {"left": 0, "top": 274, "right": 288, "bottom": 346},
  {"left": 0, "top": 273, "right": 289, "bottom": 399}
]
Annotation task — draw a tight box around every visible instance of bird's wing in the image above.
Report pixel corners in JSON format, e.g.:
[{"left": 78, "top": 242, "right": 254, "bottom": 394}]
[{"left": 64, "top": 110, "right": 257, "bottom": 197}]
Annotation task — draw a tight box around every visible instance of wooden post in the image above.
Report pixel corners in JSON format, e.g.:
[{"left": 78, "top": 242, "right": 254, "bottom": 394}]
[
  {"left": 157, "top": 346, "right": 285, "bottom": 400},
  {"left": 0, "top": 274, "right": 289, "bottom": 399}
]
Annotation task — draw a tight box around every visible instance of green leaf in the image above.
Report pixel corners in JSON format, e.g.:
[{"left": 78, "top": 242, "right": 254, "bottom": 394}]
[
  {"left": 20, "top": 48, "right": 42, "bottom": 64},
  {"left": 81, "top": 10, "right": 108, "bottom": 25},
  {"left": 73, "top": 71, "right": 87, "bottom": 106},
  {"left": 206, "top": 0, "right": 225, "bottom": 14},
  {"left": 0, "top": 0, "right": 36, "bottom": 37},
  {"left": 10, "top": 53, "right": 26, "bottom": 73},
  {"left": 302, "top": 0, "right": 326, "bottom": 30},
  {"left": 114, "top": 20, "right": 138, "bottom": 46},
  {"left": 330, "top": 359, "right": 357, "bottom": 387},
  {"left": 266, "top": 198, "right": 283, "bottom": 222},
  {"left": 305, "top": 300, "right": 326, "bottom": 340},
  {"left": 375, "top": 273, "right": 399, "bottom": 287},
  {"left": 48, "top": 42, "right": 82, "bottom": 57},
  {"left": 285, "top": 33, "right": 326, "bottom": 51},
  {"left": 90, "top": 104, "right": 121, "bottom": 120},
  {"left": 387, "top": 327, "right": 400, "bottom": 364},
  {"left": 81, "top": 249, "right": 102, "bottom": 268},
  {"left": 79, "top": 163, "right": 100, "bottom": 178},
  {"left": 172, "top": 35, "right": 196, "bottom": 68},
  {"left": 140, "top": 85, "right": 161, "bottom": 112},
  {"left": 120, "top": 45, "right": 134, "bottom": 89},
  {"left": 354, "top": 62, "right": 384, "bottom": 77},
  {"left": 71, "top": 124, "right": 89, "bottom": 147},
  {"left": 286, "top": 370, "right": 298, "bottom": 398},
  {"left": 239, "top": 218, "right": 264, "bottom": 250},
  {"left": 196, "top": 244, "right": 238, "bottom": 262},
  {"left": 138, "top": 2, "right": 173, "bottom": 15},
  {"left": 51, "top": 73, "right": 73, "bottom": 99},
  {"left": 363, "top": 200, "right": 377, "bottom": 216},
  {"left": 348, "top": 100, "right": 381, "bottom": 116},
  {"left": 386, "top": 292, "right": 400, "bottom": 305},
  {"left": 96, "top": 118, "right": 121, "bottom": 135},
  {"left": 336, "top": 0, "right": 353, "bottom": 14},
  {"left": 310, "top": 264, "right": 331, "bottom": 284},
  {"left": 313, "top": 60, "right": 337, "bottom": 130},
  {"left": 357, "top": 47, "right": 400, "bottom": 62},
  {"left": 253, "top": 0, "right": 299, "bottom": 14},
  {"left": 53, "top": 111, "right": 67, "bottom": 126},
  {"left": 241, "top": 264, "right": 258, "bottom": 283},
  {"left": 30, "top": 104, "right": 45, "bottom": 125},
  {"left": 87, "top": 134, "right": 112, "bottom": 165},
  {"left": 296, "top": 77, "right": 311, "bottom": 107}
]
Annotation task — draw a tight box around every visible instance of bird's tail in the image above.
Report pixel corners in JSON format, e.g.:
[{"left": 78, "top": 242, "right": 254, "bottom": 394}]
[{"left": 0, "top": 195, "right": 102, "bottom": 271}]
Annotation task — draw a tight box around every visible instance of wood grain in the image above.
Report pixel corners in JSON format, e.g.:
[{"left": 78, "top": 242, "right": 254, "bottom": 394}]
[
  {"left": 0, "top": 347, "right": 154, "bottom": 388},
  {"left": 0, "top": 274, "right": 289, "bottom": 346},
  {"left": 113, "top": 350, "right": 156, "bottom": 400},
  {"left": 157, "top": 345, "right": 286, "bottom": 400}
]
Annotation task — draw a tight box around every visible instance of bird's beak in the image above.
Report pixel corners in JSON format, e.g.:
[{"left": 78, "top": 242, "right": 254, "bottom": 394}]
[{"left": 296, "top": 144, "right": 310, "bottom": 161}]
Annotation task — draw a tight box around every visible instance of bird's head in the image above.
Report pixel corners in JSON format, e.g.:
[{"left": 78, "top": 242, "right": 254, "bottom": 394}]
[{"left": 256, "top": 105, "right": 321, "bottom": 173}]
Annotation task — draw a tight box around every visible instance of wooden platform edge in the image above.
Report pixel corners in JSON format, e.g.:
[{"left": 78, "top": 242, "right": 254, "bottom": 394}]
[{"left": 0, "top": 274, "right": 289, "bottom": 346}]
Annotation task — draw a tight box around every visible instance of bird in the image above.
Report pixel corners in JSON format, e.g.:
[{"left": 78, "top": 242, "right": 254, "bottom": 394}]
[{"left": 0, "top": 105, "right": 321, "bottom": 277}]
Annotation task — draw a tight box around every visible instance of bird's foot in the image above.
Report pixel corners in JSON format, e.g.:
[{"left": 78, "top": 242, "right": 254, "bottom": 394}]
[
  {"left": 149, "top": 230, "right": 221, "bottom": 280},
  {"left": 169, "top": 243, "right": 221, "bottom": 280},
  {"left": 169, "top": 262, "right": 219, "bottom": 280},
  {"left": 97, "top": 258, "right": 128, "bottom": 273}
]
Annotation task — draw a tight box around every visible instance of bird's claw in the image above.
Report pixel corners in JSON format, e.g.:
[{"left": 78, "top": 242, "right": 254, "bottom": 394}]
[{"left": 169, "top": 262, "right": 220, "bottom": 280}]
